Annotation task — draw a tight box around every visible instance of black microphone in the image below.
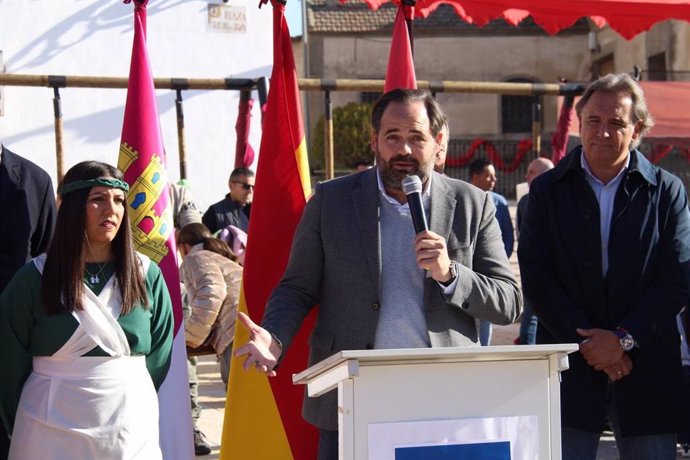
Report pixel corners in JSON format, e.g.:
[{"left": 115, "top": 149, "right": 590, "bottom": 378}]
[{"left": 401, "top": 175, "right": 428, "bottom": 234}]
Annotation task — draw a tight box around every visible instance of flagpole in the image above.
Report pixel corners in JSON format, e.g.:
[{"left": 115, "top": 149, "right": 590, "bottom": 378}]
[
  {"left": 51, "top": 85, "right": 65, "bottom": 182},
  {"left": 324, "top": 89, "right": 334, "bottom": 179},
  {"left": 174, "top": 89, "right": 187, "bottom": 179},
  {"left": 531, "top": 95, "right": 543, "bottom": 158}
]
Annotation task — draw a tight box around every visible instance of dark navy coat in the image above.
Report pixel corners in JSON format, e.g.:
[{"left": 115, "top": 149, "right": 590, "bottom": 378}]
[
  {"left": 0, "top": 146, "right": 56, "bottom": 293},
  {"left": 519, "top": 146, "right": 690, "bottom": 436}
]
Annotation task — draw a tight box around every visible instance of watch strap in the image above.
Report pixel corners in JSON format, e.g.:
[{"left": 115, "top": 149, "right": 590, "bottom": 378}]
[{"left": 440, "top": 261, "right": 458, "bottom": 287}]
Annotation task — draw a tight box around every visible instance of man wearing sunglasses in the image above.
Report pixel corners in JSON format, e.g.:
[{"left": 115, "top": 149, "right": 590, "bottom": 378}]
[{"left": 202, "top": 167, "right": 254, "bottom": 234}]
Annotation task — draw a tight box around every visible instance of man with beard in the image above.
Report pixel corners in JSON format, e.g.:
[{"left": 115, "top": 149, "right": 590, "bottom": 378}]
[{"left": 234, "top": 89, "right": 521, "bottom": 460}]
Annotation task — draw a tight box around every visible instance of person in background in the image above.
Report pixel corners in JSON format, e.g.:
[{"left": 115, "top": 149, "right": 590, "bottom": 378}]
[
  {"left": 202, "top": 168, "right": 254, "bottom": 234},
  {"left": 519, "top": 73, "right": 690, "bottom": 460},
  {"left": 434, "top": 120, "right": 450, "bottom": 174},
  {"left": 168, "top": 180, "right": 213, "bottom": 456},
  {"left": 468, "top": 157, "right": 515, "bottom": 345},
  {"left": 516, "top": 157, "right": 553, "bottom": 345},
  {"left": 0, "top": 144, "right": 57, "bottom": 457},
  {"left": 234, "top": 89, "right": 521, "bottom": 460},
  {"left": 178, "top": 222, "right": 242, "bottom": 387},
  {"left": 169, "top": 180, "right": 202, "bottom": 232},
  {"left": 178, "top": 223, "right": 242, "bottom": 456},
  {"left": 0, "top": 161, "right": 173, "bottom": 459},
  {"left": 0, "top": 144, "right": 56, "bottom": 293}
]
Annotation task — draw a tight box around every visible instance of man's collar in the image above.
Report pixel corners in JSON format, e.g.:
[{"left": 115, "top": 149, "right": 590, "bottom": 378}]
[
  {"left": 375, "top": 168, "right": 432, "bottom": 206},
  {"left": 580, "top": 150, "right": 630, "bottom": 186},
  {"left": 626, "top": 148, "right": 657, "bottom": 186},
  {"left": 554, "top": 146, "right": 657, "bottom": 187}
]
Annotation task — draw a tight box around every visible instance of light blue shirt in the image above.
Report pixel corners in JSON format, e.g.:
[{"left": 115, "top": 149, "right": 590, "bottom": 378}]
[{"left": 580, "top": 153, "right": 630, "bottom": 276}]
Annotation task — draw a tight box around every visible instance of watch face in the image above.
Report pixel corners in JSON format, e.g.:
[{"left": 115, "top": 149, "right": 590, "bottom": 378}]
[{"left": 620, "top": 335, "right": 635, "bottom": 351}]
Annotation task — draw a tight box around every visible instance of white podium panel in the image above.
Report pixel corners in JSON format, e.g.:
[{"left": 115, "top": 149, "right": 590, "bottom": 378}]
[{"left": 294, "top": 345, "right": 577, "bottom": 460}]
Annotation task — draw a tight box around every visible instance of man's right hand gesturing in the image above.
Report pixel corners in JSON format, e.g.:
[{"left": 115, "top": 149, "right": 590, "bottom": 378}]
[{"left": 233, "top": 311, "right": 282, "bottom": 376}]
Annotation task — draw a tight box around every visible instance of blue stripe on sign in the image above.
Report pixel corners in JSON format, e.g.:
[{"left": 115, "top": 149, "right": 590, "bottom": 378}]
[{"left": 395, "top": 441, "right": 511, "bottom": 460}]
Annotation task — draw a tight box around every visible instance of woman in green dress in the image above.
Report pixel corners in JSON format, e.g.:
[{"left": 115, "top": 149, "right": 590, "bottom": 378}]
[{"left": 0, "top": 161, "right": 174, "bottom": 460}]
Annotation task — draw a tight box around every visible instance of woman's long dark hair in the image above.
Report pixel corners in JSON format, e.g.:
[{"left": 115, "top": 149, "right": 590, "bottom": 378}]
[
  {"left": 178, "top": 223, "right": 237, "bottom": 262},
  {"left": 41, "top": 161, "right": 148, "bottom": 315}
]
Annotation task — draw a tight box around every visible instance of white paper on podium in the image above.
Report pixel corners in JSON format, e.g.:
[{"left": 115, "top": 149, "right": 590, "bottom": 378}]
[{"left": 368, "top": 415, "right": 538, "bottom": 460}]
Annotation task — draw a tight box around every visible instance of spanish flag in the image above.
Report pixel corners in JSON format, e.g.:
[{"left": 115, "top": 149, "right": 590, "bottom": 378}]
[
  {"left": 220, "top": 0, "right": 318, "bottom": 458},
  {"left": 118, "top": 1, "right": 194, "bottom": 458}
]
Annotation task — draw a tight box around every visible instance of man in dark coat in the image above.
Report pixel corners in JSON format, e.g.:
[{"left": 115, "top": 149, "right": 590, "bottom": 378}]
[
  {"left": 0, "top": 145, "right": 56, "bottom": 292},
  {"left": 202, "top": 167, "right": 253, "bottom": 234},
  {"left": 519, "top": 73, "right": 690, "bottom": 460},
  {"left": 0, "top": 144, "right": 56, "bottom": 458}
]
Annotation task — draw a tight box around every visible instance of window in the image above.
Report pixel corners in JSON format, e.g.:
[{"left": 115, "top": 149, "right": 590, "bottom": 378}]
[
  {"left": 501, "top": 78, "right": 534, "bottom": 134},
  {"left": 647, "top": 53, "right": 667, "bottom": 81}
]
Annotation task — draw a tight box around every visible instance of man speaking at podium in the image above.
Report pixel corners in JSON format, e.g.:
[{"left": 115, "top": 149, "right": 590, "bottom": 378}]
[{"left": 235, "top": 89, "right": 521, "bottom": 460}]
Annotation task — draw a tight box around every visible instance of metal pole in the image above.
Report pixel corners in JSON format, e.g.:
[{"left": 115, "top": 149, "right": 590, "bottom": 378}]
[
  {"left": 257, "top": 77, "right": 268, "bottom": 119},
  {"left": 50, "top": 81, "right": 65, "bottom": 182},
  {"left": 301, "top": 0, "right": 311, "bottom": 154},
  {"left": 531, "top": 94, "right": 543, "bottom": 158},
  {"left": 175, "top": 89, "right": 187, "bottom": 179},
  {"left": 324, "top": 89, "right": 334, "bottom": 180}
]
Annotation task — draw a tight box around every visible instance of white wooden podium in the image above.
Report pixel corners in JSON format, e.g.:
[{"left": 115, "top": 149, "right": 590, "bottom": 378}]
[{"left": 294, "top": 344, "right": 578, "bottom": 460}]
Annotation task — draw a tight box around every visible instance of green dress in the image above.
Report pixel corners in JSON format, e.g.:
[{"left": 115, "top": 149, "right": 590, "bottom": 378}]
[{"left": 0, "top": 257, "right": 174, "bottom": 435}]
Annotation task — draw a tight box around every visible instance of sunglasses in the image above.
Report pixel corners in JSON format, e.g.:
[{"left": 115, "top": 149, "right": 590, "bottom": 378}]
[{"left": 232, "top": 181, "right": 255, "bottom": 191}]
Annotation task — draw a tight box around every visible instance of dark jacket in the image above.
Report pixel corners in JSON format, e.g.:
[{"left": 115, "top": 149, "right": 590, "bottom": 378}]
[
  {"left": 0, "top": 146, "right": 56, "bottom": 293},
  {"left": 201, "top": 195, "right": 250, "bottom": 234},
  {"left": 518, "top": 146, "right": 690, "bottom": 436},
  {"left": 0, "top": 146, "right": 56, "bottom": 458}
]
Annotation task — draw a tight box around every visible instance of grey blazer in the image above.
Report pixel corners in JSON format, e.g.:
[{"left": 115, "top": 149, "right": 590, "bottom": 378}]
[{"left": 262, "top": 168, "right": 521, "bottom": 430}]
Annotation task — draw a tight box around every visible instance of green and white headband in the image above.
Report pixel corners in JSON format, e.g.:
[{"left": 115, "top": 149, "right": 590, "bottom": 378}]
[{"left": 59, "top": 178, "right": 130, "bottom": 197}]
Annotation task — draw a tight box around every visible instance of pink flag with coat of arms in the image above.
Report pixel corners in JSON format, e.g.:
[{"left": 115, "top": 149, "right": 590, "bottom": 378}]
[{"left": 118, "top": 1, "right": 194, "bottom": 459}]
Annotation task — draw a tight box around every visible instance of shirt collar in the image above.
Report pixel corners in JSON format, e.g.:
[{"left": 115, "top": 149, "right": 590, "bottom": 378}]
[
  {"left": 375, "top": 168, "right": 432, "bottom": 209},
  {"left": 580, "top": 151, "right": 630, "bottom": 186}
]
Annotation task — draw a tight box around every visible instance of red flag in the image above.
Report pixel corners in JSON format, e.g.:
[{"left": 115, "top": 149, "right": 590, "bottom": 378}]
[
  {"left": 118, "top": 1, "right": 193, "bottom": 458},
  {"left": 234, "top": 93, "right": 256, "bottom": 168},
  {"left": 384, "top": 3, "right": 417, "bottom": 92},
  {"left": 551, "top": 95, "right": 575, "bottom": 165},
  {"left": 220, "top": 0, "right": 318, "bottom": 458}
]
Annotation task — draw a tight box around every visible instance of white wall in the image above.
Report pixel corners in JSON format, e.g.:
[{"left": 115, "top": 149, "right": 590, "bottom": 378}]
[{"left": 0, "top": 0, "right": 273, "bottom": 211}]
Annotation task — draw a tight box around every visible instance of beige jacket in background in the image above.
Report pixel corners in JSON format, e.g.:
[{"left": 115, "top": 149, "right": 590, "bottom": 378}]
[{"left": 181, "top": 243, "right": 242, "bottom": 355}]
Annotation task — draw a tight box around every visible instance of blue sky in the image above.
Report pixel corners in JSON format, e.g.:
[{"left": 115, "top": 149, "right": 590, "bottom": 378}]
[{"left": 285, "top": 0, "right": 303, "bottom": 37}]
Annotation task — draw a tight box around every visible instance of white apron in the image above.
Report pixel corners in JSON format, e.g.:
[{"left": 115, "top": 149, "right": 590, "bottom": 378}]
[{"left": 8, "top": 255, "right": 161, "bottom": 460}]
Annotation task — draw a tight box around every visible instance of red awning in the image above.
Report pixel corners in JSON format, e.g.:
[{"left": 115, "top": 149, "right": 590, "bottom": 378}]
[
  {"left": 344, "top": 0, "right": 690, "bottom": 39},
  {"left": 640, "top": 81, "right": 690, "bottom": 145}
]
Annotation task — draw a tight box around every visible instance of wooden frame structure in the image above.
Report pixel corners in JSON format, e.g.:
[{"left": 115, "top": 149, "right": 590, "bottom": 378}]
[{"left": 0, "top": 73, "right": 584, "bottom": 180}]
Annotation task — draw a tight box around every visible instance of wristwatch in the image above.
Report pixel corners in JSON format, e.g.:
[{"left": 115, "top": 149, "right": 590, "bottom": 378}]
[
  {"left": 614, "top": 327, "right": 636, "bottom": 352},
  {"left": 441, "top": 261, "right": 458, "bottom": 287}
]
